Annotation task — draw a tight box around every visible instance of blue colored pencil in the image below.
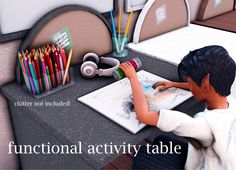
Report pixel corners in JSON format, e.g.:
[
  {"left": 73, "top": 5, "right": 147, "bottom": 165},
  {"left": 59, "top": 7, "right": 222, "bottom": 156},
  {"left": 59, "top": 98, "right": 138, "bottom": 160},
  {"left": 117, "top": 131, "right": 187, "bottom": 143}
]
[
  {"left": 110, "top": 11, "right": 120, "bottom": 53},
  {"left": 29, "top": 59, "right": 40, "bottom": 95}
]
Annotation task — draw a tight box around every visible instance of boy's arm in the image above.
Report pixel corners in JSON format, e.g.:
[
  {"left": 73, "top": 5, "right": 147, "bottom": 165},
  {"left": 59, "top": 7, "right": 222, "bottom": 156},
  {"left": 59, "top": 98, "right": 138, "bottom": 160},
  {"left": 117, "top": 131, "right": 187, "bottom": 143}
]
[
  {"left": 119, "top": 63, "right": 159, "bottom": 126},
  {"left": 153, "top": 81, "right": 190, "bottom": 91},
  {"left": 130, "top": 75, "right": 159, "bottom": 126}
]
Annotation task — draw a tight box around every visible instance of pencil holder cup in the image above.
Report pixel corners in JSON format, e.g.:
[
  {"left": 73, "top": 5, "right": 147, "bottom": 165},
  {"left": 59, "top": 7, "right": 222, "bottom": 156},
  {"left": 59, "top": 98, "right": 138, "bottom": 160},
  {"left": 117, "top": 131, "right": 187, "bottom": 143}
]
[
  {"left": 112, "top": 34, "right": 128, "bottom": 58},
  {"left": 21, "top": 67, "right": 74, "bottom": 99}
]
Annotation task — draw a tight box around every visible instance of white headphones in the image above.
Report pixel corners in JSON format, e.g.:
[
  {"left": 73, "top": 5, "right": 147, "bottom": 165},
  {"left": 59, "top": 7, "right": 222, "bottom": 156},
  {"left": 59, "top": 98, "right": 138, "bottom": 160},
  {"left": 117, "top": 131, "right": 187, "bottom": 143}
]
[{"left": 80, "top": 53, "right": 120, "bottom": 78}]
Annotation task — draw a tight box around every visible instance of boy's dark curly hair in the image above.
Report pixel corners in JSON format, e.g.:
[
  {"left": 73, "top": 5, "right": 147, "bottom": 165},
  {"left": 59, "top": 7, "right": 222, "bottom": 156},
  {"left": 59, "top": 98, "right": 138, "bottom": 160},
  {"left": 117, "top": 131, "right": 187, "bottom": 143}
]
[{"left": 178, "top": 45, "right": 236, "bottom": 96}]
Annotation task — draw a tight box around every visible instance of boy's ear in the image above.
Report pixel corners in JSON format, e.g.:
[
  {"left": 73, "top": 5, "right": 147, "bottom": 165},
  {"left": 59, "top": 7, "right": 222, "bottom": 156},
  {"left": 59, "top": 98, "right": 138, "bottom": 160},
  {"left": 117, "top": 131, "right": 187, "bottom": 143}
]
[{"left": 201, "top": 74, "right": 210, "bottom": 93}]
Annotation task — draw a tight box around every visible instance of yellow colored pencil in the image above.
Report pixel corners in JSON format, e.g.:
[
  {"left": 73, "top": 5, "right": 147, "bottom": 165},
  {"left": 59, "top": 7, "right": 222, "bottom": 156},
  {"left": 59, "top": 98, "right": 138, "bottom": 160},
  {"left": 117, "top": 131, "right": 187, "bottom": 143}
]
[
  {"left": 124, "top": 9, "right": 133, "bottom": 36},
  {"left": 62, "top": 49, "right": 72, "bottom": 86},
  {"left": 120, "top": 9, "right": 134, "bottom": 52},
  {"left": 118, "top": 7, "right": 122, "bottom": 37}
]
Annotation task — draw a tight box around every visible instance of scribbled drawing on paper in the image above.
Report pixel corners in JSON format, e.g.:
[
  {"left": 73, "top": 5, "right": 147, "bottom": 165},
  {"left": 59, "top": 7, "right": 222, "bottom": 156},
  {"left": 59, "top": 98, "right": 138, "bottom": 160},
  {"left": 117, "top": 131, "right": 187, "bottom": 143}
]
[
  {"left": 78, "top": 70, "right": 192, "bottom": 134},
  {"left": 119, "top": 94, "right": 134, "bottom": 120}
]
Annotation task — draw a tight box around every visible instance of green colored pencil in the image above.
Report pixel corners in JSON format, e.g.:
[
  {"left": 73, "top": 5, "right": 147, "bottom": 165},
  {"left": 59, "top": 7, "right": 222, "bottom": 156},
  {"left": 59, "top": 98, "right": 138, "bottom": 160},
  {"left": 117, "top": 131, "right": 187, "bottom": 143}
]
[
  {"left": 46, "top": 66, "right": 52, "bottom": 89},
  {"left": 29, "top": 58, "right": 40, "bottom": 94}
]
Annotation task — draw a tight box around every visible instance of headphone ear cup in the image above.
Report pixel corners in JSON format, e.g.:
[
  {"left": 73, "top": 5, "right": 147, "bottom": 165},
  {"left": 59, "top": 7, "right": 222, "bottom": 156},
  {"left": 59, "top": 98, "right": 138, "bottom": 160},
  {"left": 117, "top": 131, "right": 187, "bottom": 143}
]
[
  {"left": 83, "top": 53, "right": 100, "bottom": 64},
  {"left": 80, "top": 61, "right": 98, "bottom": 78}
]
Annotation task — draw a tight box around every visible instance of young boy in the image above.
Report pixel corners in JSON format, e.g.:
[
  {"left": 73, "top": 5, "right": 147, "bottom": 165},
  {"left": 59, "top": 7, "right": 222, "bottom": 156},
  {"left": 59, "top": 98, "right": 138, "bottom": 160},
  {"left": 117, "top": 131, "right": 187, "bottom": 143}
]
[{"left": 119, "top": 45, "right": 236, "bottom": 169}]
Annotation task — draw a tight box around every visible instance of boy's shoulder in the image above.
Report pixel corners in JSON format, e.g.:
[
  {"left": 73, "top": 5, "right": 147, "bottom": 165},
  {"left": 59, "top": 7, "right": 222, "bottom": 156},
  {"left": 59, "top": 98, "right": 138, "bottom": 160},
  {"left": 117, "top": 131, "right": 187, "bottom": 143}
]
[{"left": 195, "top": 96, "right": 236, "bottom": 118}]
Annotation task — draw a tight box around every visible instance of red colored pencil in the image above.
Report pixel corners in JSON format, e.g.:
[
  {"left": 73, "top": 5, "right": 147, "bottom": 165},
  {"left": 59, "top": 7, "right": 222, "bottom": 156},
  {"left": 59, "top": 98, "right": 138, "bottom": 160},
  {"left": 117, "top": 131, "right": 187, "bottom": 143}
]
[
  {"left": 55, "top": 63, "right": 62, "bottom": 85},
  {"left": 59, "top": 47, "right": 70, "bottom": 83},
  {"left": 44, "top": 50, "right": 56, "bottom": 88},
  {"left": 34, "top": 51, "right": 43, "bottom": 92}
]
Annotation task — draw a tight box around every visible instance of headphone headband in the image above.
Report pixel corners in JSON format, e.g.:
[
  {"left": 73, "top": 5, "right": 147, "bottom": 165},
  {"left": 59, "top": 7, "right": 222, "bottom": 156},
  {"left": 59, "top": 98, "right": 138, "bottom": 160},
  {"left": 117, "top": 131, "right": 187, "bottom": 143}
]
[
  {"left": 81, "top": 53, "right": 120, "bottom": 78},
  {"left": 99, "top": 57, "right": 120, "bottom": 76}
]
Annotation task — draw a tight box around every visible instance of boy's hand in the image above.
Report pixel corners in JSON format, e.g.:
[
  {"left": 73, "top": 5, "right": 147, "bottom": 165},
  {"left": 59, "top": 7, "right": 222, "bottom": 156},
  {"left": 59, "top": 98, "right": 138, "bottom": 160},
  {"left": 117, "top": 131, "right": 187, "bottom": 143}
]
[
  {"left": 119, "top": 62, "right": 137, "bottom": 80},
  {"left": 152, "top": 81, "right": 174, "bottom": 91}
]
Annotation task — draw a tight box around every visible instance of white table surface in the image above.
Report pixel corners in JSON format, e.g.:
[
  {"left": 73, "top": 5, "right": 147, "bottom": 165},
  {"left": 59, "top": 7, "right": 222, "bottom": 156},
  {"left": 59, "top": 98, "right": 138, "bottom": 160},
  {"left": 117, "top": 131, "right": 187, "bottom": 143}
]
[{"left": 129, "top": 24, "right": 236, "bottom": 65}]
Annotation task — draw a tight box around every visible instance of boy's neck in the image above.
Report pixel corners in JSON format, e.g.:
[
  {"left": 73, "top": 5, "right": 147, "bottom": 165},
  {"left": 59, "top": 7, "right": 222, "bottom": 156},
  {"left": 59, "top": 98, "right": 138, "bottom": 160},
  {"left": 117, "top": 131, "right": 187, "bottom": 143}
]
[{"left": 206, "top": 95, "right": 228, "bottom": 110}]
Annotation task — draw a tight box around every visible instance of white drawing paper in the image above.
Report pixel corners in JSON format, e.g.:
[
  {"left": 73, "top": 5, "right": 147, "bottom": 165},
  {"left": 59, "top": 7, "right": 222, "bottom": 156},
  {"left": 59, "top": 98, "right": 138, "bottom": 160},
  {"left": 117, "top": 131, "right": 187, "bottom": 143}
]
[{"left": 78, "top": 70, "right": 192, "bottom": 134}]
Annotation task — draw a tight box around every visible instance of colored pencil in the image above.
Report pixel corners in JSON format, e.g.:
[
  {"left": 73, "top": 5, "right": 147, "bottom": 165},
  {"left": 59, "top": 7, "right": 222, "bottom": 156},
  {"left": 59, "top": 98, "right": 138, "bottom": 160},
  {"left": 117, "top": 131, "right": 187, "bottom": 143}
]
[
  {"left": 24, "top": 55, "right": 36, "bottom": 94},
  {"left": 120, "top": 9, "right": 134, "bottom": 52},
  {"left": 59, "top": 47, "right": 69, "bottom": 82},
  {"left": 18, "top": 52, "right": 31, "bottom": 91},
  {"left": 124, "top": 9, "right": 133, "bottom": 36},
  {"left": 44, "top": 50, "right": 56, "bottom": 88},
  {"left": 29, "top": 58, "right": 40, "bottom": 94},
  {"left": 37, "top": 50, "right": 45, "bottom": 91},
  {"left": 54, "top": 51, "right": 60, "bottom": 71},
  {"left": 49, "top": 48, "right": 58, "bottom": 84},
  {"left": 46, "top": 66, "right": 52, "bottom": 89},
  {"left": 32, "top": 61, "right": 39, "bottom": 90},
  {"left": 54, "top": 51, "right": 64, "bottom": 84},
  {"left": 110, "top": 11, "right": 120, "bottom": 53},
  {"left": 25, "top": 50, "right": 29, "bottom": 56},
  {"left": 110, "top": 11, "right": 117, "bottom": 37},
  {"left": 40, "top": 55, "right": 50, "bottom": 91},
  {"left": 118, "top": 7, "right": 122, "bottom": 37},
  {"left": 58, "top": 52, "right": 65, "bottom": 79},
  {"left": 34, "top": 51, "right": 43, "bottom": 92},
  {"left": 55, "top": 63, "right": 62, "bottom": 85},
  {"left": 62, "top": 49, "right": 72, "bottom": 86}
]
